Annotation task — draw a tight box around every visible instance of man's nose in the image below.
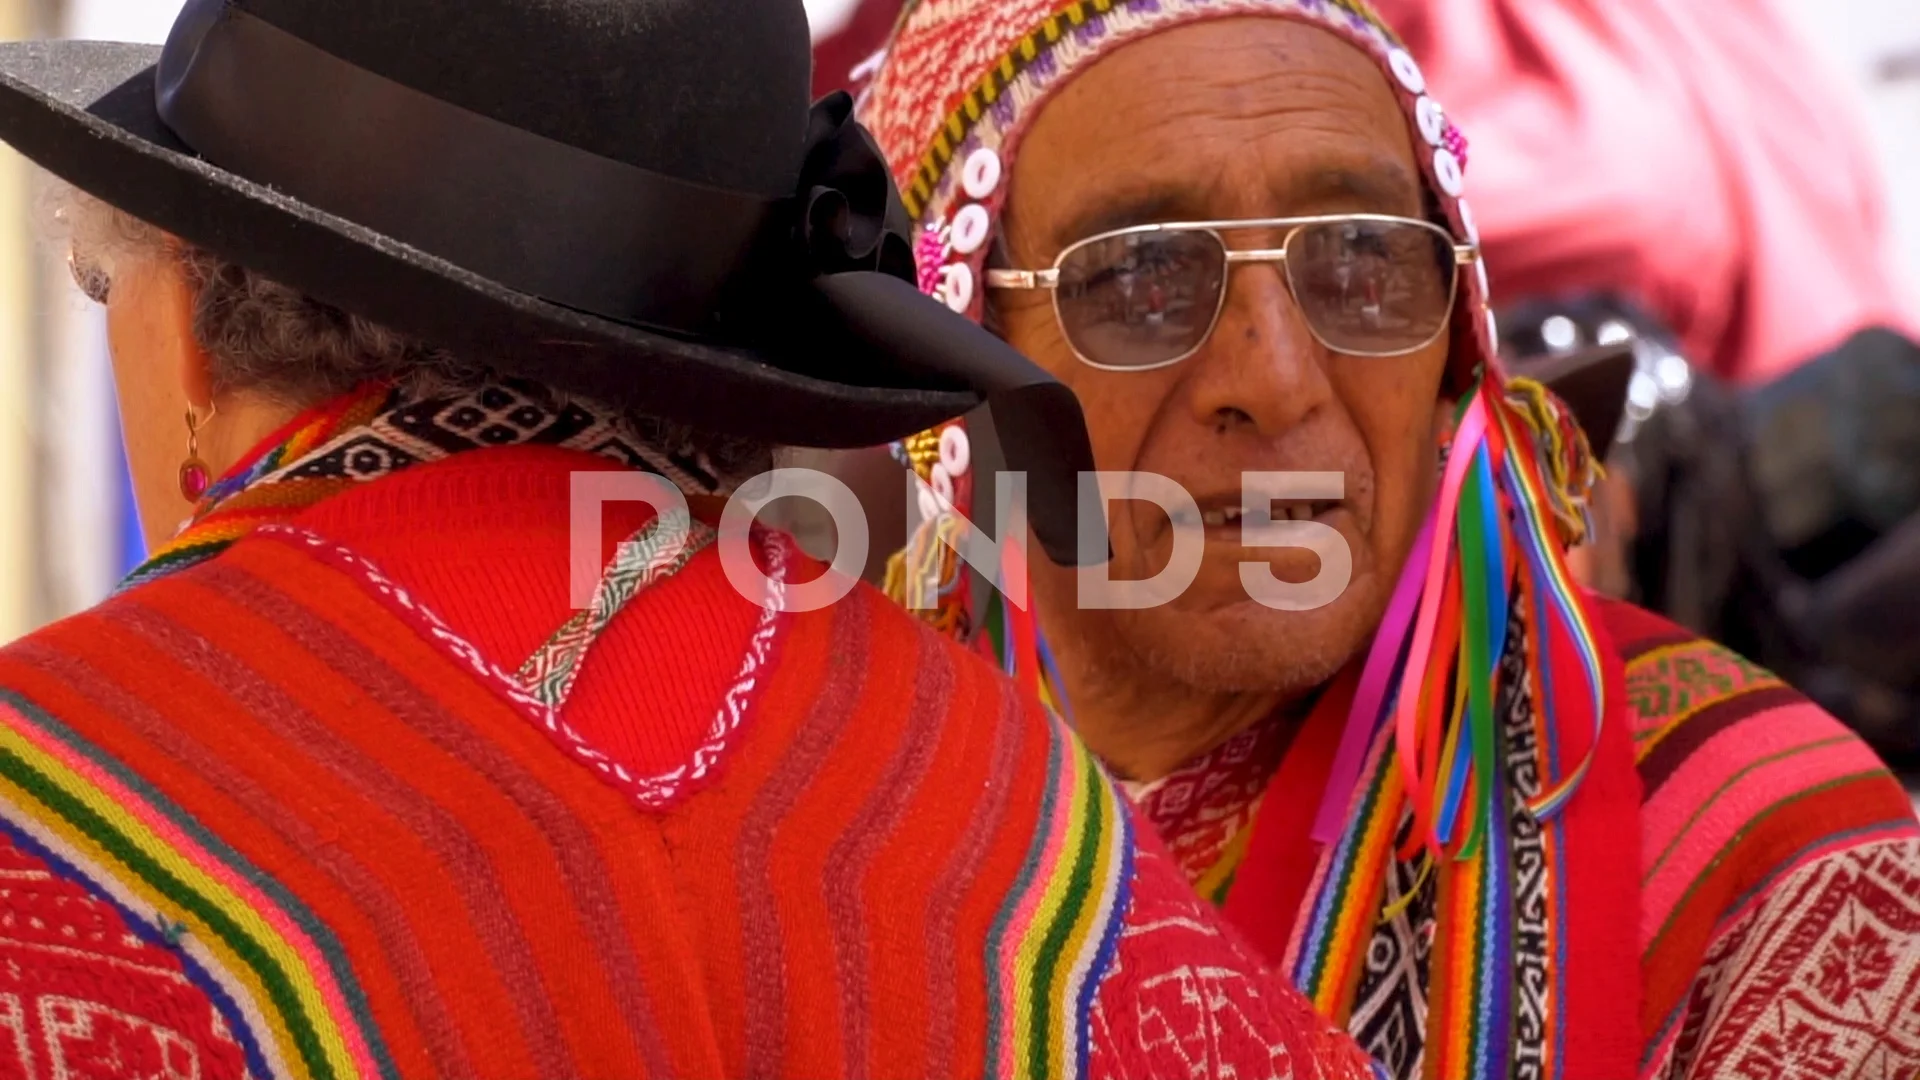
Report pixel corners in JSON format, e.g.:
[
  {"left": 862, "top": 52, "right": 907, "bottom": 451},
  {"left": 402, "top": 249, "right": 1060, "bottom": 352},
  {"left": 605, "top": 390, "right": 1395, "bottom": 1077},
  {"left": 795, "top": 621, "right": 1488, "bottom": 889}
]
[{"left": 1181, "top": 260, "right": 1335, "bottom": 435}]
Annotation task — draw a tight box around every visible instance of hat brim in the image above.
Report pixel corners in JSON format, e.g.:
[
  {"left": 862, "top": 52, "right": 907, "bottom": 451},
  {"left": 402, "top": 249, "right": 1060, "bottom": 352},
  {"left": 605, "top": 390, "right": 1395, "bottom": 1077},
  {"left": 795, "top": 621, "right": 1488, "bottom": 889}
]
[
  {"left": 1522, "top": 342, "right": 1636, "bottom": 452},
  {"left": 0, "top": 39, "right": 983, "bottom": 448}
]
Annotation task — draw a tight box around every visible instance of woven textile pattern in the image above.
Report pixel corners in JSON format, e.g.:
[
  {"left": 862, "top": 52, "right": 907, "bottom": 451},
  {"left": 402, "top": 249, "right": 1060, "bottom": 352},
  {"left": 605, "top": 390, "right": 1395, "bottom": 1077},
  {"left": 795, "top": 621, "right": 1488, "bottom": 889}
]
[
  {"left": 1606, "top": 601, "right": 1920, "bottom": 1079},
  {"left": 1136, "top": 594, "right": 1920, "bottom": 1080},
  {"left": 1285, "top": 588, "right": 1563, "bottom": 1080},
  {"left": 0, "top": 828, "right": 253, "bottom": 1079},
  {"left": 1089, "top": 839, "right": 1378, "bottom": 1078},
  {"left": 1330, "top": 597, "right": 1554, "bottom": 1078},
  {"left": 0, "top": 539, "right": 1112, "bottom": 1078},
  {"left": 1124, "top": 712, "right": 1292, "bottom": 903},
  {"left": 1342, "top": 814, "right": 1434, "bottom": 1078}
]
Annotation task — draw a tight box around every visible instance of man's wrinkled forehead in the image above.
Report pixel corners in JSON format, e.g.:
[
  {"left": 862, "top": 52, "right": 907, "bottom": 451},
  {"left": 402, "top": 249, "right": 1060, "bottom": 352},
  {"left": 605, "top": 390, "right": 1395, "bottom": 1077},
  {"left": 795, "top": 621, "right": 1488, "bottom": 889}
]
[
  {"left": 1010, "top": 17, "right": 1427, "bottom": 248},
  {"left": 1048, "top": 160, "right": 1424, "bottom": 251}
]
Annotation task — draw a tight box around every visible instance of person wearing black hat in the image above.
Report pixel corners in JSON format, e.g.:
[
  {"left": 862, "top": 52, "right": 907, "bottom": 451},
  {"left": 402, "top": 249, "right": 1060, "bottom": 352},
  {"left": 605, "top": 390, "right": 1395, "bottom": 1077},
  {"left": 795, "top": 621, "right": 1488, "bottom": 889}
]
[{"left": 0, "top": 1, "right": 1387, "bottom": 1077}]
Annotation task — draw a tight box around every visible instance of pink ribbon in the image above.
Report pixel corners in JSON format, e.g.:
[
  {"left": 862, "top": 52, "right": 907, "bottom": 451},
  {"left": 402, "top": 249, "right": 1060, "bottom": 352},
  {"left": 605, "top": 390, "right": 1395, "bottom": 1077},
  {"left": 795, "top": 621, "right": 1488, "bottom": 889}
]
[{"left": 1308, "top": 395, "right": 1489, "bottom": 843}]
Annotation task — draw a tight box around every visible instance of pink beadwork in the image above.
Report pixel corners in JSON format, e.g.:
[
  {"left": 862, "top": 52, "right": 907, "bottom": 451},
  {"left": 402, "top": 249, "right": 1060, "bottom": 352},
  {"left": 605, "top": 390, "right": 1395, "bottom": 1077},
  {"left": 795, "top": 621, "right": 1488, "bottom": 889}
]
[
  {"left": 915, "top": 225, "right": 950, "bottom": 297},
  {"left": 1444, "top": 123, "right": 1469, "bottom": 171}
]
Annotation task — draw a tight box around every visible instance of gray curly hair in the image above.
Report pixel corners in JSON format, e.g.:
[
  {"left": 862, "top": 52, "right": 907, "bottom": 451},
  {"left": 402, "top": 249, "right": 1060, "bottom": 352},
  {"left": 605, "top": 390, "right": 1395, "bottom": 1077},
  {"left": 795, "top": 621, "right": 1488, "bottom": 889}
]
[{"left": 46, "top": 181, "right": 774, "bottom": 481}]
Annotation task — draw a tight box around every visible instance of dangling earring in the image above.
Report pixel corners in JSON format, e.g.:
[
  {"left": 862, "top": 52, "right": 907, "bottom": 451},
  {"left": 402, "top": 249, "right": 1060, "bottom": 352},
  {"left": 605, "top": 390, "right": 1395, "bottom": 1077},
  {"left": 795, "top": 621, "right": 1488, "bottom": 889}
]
[{"left": 179, "top": 403, "right": 215, "bottom": 502}]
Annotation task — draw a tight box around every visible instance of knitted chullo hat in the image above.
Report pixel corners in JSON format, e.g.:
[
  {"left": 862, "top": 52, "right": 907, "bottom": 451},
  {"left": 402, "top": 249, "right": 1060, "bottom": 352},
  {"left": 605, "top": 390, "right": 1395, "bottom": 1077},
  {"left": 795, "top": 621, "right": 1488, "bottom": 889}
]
[{"left": 861, "top": 7, "right": 1610, "bottom": 1074}]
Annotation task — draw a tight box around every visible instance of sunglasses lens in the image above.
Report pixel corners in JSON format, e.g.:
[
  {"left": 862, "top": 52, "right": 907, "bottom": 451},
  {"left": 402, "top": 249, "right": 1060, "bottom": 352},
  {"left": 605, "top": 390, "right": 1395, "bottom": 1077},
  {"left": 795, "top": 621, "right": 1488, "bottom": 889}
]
[
  {"left": 1054, "top": 230, "right": 1226, "bottom": 368},
  {"left": 1286, "top": 219, "right": 1456, "bottom": 355}
]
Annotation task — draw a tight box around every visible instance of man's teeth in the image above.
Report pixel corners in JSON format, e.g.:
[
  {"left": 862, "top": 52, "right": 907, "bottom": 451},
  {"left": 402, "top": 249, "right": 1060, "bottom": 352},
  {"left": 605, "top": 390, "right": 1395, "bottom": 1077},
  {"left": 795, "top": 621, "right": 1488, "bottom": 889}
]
[
  {"left": 1271, "top": 501, "right": 1324, "bottom": 522},
  {"left": 1201, "top": 507, "right": 1243, "bottom": 528},
  {"left": 1192, "top": 502, "right": 1330, "bottom": 528}
]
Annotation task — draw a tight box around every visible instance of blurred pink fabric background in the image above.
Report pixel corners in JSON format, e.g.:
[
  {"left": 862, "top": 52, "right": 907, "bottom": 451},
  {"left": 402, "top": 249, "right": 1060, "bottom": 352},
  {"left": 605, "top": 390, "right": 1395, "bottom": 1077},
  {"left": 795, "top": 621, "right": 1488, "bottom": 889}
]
[{"left": 1372, "top": 0, "right": 1920, "bottom": 384}]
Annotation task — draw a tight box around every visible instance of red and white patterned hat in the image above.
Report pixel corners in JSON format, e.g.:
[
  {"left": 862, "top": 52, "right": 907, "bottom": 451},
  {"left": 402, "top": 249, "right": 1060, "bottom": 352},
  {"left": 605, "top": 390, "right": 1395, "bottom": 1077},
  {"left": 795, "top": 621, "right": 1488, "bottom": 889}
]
[{"left": 861, "top": 0, "right": 1497, "bottom": 389}]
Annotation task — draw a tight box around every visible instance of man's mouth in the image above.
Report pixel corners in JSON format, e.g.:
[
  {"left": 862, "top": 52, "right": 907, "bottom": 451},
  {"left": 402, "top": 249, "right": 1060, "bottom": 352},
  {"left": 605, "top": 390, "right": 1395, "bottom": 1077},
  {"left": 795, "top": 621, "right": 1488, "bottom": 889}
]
[
  {"left": 1173, "top": 498, "right": 1346, "bottom": 534},
  {"left": 1193, "top": 500, "right": 1342, "bottom": 528}
]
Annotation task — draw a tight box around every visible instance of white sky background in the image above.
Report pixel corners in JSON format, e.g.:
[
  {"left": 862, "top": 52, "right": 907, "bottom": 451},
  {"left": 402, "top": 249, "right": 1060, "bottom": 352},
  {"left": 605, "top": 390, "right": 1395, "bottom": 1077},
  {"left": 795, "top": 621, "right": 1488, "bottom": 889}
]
[
  {"left": 67, "top": 0, "right": 865, "bottom": 42},
  {"left": 1772, "top": 0, "right": 1920, "bottom": 312},
  {"left": 803, "top": 0, "right": 866, "bottom": 40},
  {"left": 61, "top": 0, "right": 177, "bottom": 41}
]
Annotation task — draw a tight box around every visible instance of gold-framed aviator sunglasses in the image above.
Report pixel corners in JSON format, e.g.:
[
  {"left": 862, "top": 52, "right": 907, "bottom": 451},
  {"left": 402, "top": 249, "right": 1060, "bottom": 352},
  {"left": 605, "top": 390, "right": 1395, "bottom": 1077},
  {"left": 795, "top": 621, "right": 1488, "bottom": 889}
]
[{"left": 985, "top": 213, "right": 1480, "bottom": 372}]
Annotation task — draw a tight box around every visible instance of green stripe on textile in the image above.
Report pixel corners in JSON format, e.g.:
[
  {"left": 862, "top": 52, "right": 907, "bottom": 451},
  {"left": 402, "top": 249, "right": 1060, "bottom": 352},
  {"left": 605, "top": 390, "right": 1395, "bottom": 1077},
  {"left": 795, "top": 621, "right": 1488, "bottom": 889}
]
[
  {"left": 1457, "top": 452, "right": 1493, "bottom": 860},
  {"left": 1025, "top": 750, "right": 1105, "bottom": 1080},
  {"left": 0, "top": 690, "right": 394, "bottom": 1079},
  {"left": 984, "top": 719, "right": 1064, "bottom": 1080},
  {"left": 0, "top": 742, "right": 336, "bottom": 1080}
]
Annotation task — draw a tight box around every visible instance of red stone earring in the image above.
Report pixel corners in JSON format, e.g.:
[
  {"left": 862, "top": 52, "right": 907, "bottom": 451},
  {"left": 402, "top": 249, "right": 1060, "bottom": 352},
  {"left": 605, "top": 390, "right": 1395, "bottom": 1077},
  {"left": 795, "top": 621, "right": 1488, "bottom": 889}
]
[{"left": 179, "top": 404, "right": 214, "bottom": 502}]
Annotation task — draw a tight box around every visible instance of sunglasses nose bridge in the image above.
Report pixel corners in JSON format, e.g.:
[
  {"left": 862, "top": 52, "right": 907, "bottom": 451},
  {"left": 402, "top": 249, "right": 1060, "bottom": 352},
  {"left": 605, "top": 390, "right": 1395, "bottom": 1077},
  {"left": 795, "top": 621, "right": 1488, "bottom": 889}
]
[
  {"left": 1221, "top": 240, "right": 1304, "bottom": 327},
  {"left": 1222, "top": 247, "right": 1290, "bottom": 267}
]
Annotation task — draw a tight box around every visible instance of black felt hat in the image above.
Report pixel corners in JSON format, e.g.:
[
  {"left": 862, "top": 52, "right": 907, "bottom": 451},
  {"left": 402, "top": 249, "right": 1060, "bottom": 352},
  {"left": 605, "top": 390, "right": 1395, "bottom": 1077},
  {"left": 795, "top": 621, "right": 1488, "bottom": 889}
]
[{"left": 0, "top": 0, "right": 1101, "bottom": 562}]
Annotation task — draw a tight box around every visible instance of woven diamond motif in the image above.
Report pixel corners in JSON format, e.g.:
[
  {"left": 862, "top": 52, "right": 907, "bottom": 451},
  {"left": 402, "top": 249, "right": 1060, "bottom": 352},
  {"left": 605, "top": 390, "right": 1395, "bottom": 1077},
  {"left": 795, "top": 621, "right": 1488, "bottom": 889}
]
[
  {"left": 282, "top": 433, "right": 421, "bottom": 480},
  {"left": 384, "top": 381, "right": 597, "bottom": 454}
]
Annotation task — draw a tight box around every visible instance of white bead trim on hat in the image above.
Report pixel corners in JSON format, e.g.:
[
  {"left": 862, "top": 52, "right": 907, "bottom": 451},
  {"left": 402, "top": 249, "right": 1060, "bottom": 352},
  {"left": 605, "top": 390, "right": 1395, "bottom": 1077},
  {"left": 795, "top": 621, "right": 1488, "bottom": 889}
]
[
  {"left": 925, "top": 150, "right": 1002, "bottom": 322},
  {"left": 951, "top": 203, "right": 992, "bottom": 255},
  {"left": 1458, "top": 198, "right": 1480, "bottom": 245},
  {"left": 1388, "top": 48, "right": 1426, "bottom": 95},
  {"left": 1433, "top": 147, "right": 1464, "bottom": 198},
  {"left": 1416, "top": 96, "right": 1446, "bottom": 148},
  {"left": 878, "top": 0, "right": 1518, "bottom": 575},
  {"left": 939, "top": 260, "right": 975, "bottom": 314},
  {"left": 962, "top": 148, "right": 1003, "bottom": 202},
  {"left": 939, "top": 424, "right": 972, "bottom": 477},
  {"left": 897, "top": 0, "right": 1494, "bottom": 390}
]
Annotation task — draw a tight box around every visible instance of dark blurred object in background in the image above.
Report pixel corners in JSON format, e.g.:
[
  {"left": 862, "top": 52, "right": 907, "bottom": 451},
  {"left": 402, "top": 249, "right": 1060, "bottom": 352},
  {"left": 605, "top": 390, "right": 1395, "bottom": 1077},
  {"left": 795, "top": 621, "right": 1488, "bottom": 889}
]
[
  {"left": 1750, "top": 329, "right": 1920, "bottom": 761},
  {"left": 1879, "top": 46, "right": 1920, "bottom": 84},
  {"left": 1504, "top": 296, "right": 1920, "bottom": 762}
]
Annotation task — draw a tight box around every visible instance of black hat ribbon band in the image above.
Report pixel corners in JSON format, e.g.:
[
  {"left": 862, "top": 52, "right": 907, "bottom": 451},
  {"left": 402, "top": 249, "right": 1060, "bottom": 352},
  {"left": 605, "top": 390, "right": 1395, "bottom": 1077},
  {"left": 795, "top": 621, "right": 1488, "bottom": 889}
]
[{"left": 157, "top": 0, "right": 784, "bottom": 338}]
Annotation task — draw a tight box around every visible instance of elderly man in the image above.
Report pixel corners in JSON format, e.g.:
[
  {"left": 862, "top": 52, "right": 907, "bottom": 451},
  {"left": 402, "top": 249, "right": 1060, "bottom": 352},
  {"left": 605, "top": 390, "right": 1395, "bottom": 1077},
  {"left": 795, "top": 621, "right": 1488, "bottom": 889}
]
[{"left": 862, "top": 1, "right": 1920, "bottom": 1077}]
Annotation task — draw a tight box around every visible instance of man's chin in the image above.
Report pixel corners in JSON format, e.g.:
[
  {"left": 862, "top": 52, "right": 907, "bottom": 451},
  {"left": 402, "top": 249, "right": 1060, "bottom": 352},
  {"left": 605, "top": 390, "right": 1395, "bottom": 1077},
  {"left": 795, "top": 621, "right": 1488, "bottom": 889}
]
[{"left": 1111, "top": 584, "right": 1383, "bottom": 696}]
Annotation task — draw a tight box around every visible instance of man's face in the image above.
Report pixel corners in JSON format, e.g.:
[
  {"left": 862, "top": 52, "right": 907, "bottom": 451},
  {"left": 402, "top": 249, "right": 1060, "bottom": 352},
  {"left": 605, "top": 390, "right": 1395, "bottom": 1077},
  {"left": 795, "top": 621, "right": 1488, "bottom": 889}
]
[{"left": 999, "top": 17, "right": 1453, "bottom": 695}]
